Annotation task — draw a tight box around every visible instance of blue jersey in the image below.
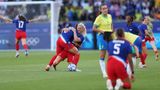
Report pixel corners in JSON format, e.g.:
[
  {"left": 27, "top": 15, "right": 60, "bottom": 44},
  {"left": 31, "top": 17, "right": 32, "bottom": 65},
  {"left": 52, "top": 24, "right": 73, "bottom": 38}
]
[
  {"left": 138, "top": 24, "right": 147, "bottom": 40},
  {"left": 12, "top": 20, "right": 29, "bottom": 32},
  {"left": 61, "top": 29, "right": 84, "bottom": 43},
  {"left": 107, "top": 39, "right": 132, "bottom": 62},
  {"left": 126, "top": 22, "right": 139, "bottom": 35}
]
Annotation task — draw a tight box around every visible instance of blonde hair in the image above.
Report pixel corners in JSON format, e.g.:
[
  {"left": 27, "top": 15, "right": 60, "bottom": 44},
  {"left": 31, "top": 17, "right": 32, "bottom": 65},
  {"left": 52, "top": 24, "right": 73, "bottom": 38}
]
[{"left": 78, "top": 23, "right": 87, "bottom": 37}]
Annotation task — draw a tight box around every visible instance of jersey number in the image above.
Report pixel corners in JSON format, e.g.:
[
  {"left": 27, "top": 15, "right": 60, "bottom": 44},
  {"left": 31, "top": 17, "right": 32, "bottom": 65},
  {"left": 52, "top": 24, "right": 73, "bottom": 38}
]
[
  {"left": 18, "top": 21, "right": 24, "bottom": 28},
  {"left": 113, "top": 44, "right": 121, "bottom": 54}
]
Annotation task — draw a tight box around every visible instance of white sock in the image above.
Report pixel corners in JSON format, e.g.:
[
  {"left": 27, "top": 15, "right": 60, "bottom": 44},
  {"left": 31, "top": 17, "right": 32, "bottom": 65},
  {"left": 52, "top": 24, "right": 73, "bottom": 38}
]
[
  {"left": 106, "top": 79, "right": 113, "bottom": 90},
  {"left": 132, "top": 57, "right": 136, "bottom": 66},
  {"left": 99, "top": 60, "right": 107, "bottom": 78}
]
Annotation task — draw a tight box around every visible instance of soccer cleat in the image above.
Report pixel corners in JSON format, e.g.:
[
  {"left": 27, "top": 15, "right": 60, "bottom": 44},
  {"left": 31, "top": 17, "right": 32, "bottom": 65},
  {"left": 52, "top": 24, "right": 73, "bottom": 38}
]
[
  {"left": 115, "top": 79, "right": 123, "bottom": 90},
  {"left": 76, "top": 68, "right": 82, "bottom": 72},
  {"left": 53, "top": 65, "right": 57, "bottom": 71},
  {"left": 106, "top": 79, "right": 113, "bottom": 90},
  {"left": 155, "top": 53, "right": 159, "bottom": 61},
  {"left": 15, "top": 52, "right": 19, "bottom": 58},
  {"left": 25, "top": 50, "right": 29, "bottom": 56},
  {"left": 45, "top": 65, "right": 50, "bottom": 71}
]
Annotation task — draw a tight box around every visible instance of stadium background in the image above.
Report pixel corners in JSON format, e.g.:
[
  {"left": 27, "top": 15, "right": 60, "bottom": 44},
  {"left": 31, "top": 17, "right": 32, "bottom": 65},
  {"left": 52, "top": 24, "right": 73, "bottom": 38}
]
[{"left": 0, "top": 0, "right": 160, "bottom": 50}]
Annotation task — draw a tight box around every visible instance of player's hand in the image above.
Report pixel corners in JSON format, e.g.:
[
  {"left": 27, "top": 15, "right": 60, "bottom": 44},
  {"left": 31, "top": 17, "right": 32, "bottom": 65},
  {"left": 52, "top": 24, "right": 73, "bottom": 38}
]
[{"left": 69, "top": 27, "right": 76, "bottom": 32}]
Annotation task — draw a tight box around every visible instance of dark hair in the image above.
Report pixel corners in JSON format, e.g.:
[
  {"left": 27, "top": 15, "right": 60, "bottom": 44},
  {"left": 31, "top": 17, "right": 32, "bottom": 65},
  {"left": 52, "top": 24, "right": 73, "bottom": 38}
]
[
  {"left": 126, "top": 15, "right": 134, "bottom": 22},
  {"left": 18, "top": 15, "right": 26, "bottom": 21},
  {"left": 116, "top": 28, "right": 124, "bottom": 37}
]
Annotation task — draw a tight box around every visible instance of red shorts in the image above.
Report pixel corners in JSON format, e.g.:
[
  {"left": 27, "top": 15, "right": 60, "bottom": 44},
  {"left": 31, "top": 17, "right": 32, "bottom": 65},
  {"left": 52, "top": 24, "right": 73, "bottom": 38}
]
[
  {"left": 56, "top": 36, "right": 74, "bottom": 55},
  {"left": 107, "top": 56, "right": 128, "bottom": 81},
  {"left": 145, "top": 36, "right": 155, "bottom": 42},
  {"left": 15, "top": 30, "right": 27, "bottom": 40}
]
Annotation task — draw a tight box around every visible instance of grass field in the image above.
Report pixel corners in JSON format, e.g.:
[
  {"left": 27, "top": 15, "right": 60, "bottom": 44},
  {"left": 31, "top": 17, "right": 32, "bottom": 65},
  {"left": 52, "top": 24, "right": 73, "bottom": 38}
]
[{"left": 0, "top": 50, "right": 160, "bottom": 90}]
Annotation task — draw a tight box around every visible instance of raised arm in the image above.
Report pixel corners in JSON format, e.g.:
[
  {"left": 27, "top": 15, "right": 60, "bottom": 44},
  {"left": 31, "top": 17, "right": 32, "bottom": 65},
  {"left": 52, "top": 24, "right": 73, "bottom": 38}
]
[
  {"left": 71, "top": 27, "right": 81, "bottom": 42},
  {"left": 28, "top": 17, "right": 41, "bottom": 22},
  {"left": 0, "top": 15, "right": 12, "bottom": 23}
]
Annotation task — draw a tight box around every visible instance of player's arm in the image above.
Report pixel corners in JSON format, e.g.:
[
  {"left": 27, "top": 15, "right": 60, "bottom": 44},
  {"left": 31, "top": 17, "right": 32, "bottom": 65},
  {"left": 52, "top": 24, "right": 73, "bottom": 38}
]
[
  {"left": 28, "top": 17, "right": 41, "bottom": 22},
  {"left": 0, "top": 15, "right": 12, "bottom": 23},
  {"left": 145, "top": 29, "right": 151, "bottom": 38},
  {"left": 92, "top": 25, "right": 104, "bottom": 33},
  {"left": 70, "top": 27, "right": 81, "bottom": 42}
]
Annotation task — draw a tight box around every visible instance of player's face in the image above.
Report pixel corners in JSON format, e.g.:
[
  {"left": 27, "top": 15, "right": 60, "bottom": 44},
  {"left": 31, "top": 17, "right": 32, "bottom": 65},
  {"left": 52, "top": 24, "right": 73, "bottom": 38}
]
[
  {"left": 77, "top": 25, "right": 85, "bottom": 34},
  {"left": 100, "top": 5, "right": 108, "bottom": 15},
  {"left": 126, "top": 16, "right": 131, "bottom": 23}
]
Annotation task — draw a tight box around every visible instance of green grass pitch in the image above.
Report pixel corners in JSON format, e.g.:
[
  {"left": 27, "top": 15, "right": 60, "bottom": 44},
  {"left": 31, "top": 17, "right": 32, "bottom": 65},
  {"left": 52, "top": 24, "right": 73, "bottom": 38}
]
[{"left": 0, "top": 50, "right": 160, "bottom": 90}]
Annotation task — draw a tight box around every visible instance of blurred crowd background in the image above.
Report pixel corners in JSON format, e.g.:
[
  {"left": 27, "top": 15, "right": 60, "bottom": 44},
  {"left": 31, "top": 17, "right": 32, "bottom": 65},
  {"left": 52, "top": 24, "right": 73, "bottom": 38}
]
[
  {"left": 0, "top": 0, "right": 160, "bottom": 22},
  {"left": 60, "top": 0, "right": 160, "bottom": 21}
]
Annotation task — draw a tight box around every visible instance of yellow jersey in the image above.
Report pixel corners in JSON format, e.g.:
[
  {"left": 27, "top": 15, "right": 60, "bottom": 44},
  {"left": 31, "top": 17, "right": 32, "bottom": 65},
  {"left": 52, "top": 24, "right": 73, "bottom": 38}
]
[
  {"left": 124, "top": 32, "right": 138, "bottom": 44},
  {"left": 112, "top": 32, "right": 138, "bottom": 44},
  {"left": 93, "top": 14, "right": 112, "bottom": 33}
]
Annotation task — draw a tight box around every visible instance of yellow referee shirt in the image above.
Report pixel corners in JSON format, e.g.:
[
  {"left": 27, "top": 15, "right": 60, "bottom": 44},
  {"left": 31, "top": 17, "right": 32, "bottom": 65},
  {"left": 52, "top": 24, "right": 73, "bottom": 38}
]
[{"left": 93, "top": 14, "right": 112, "bottom": 32}]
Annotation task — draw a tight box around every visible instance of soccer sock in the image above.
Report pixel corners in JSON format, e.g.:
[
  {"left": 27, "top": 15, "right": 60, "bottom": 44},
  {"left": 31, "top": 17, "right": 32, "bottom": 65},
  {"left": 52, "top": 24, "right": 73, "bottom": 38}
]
[
  {"left": 132, "top": 57, "right": 136, "bottom": 66},
  {"left": 143, "top": 53, "right": 148, "bottom": 63},
  {"left": 140, "top": 53, "right": 145, "bottom": 65},
  {"left": 49, "top": 55, "right": 57, "bottom": 66},
  {"left": 15, "top": 43, "right": 19, "bottom": 51},
  {"left": 67, "top": 53, "right": 74, "bottom": 63},
  {"left": 123, "top": 82, "right": 131, "bottom": 89},
  {"left": 23, "top": 44, "right": 28, "bottom": 51},
  {"left": 99, "top": 58, "right": 106, "bottom": 77},
  {"left": 73, "top": 54, "right": 80, "bottom": 65}
]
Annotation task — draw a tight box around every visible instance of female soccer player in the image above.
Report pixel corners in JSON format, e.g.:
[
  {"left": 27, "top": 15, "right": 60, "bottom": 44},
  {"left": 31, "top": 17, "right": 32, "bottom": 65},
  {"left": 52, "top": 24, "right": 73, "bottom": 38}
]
[
  {"left": 92, "top": 4, "right": 113, "bottom": 78},
  {"left": 106, "top": 28, "right": 134, "bottom": 90},
  {"left": 145, "top": 16, "right": 159, "bottom": 60},
  {"left": 0, "top": 15, "right": 39, "bottom": 58},
  {"left": 45, "top": 23, "right": 86, "bottom": 71},
  {"left": 125, "top": 15, "right": 140, "bottom": 35}
]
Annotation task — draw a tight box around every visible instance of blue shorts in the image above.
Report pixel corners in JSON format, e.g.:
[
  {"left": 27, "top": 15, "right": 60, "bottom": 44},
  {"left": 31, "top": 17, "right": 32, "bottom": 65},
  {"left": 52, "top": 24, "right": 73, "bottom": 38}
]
[
  {"left": 97, "top": 33, "right": 107, "bottom": 50},
  {"left": 134, "top": 37, "right": 142, "bottom": 53}
]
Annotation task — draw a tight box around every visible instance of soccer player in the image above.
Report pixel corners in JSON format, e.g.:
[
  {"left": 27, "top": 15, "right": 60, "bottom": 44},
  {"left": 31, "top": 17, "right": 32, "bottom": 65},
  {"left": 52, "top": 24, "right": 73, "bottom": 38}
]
[
  {"left": 106, "top": 28, "right": 134, "bottom": 90},
  {"left": 138, "top": 17, "right": 151, "bottom": 67},
  {"left": 145, "top": 16, "right": 159, "bottom": 60},
  {"left": 45, "top": 23, "right": 86, "bottom": 71},
  {"left": 92, "top": 4, "right": 113, "bottom": 78},
  {"left": 125, "top": 15, "right": 140, "bottom": 35},
  {"left": 0, "top": 15, "right": 39, "bottom": 58}
]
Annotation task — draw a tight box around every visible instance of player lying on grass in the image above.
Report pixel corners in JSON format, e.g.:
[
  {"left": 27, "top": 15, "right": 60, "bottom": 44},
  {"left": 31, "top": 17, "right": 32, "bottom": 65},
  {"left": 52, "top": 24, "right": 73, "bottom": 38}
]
[
  {"left": 106, "top": 28, "right": 134, "bottom": 90},
  {"left": 0, "top": 15, "right": 40, "bottom": 58},
  {"left": 45, "top": 23, "right": 86, "bottom": 71}
]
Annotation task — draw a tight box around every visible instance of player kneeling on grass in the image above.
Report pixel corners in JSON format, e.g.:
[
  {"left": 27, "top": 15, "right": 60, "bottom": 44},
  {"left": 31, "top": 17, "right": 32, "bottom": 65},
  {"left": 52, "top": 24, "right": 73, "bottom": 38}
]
[
  {"left": 45, "top": 23, "right": 86, "bottom": 71},
  {"left": 106, "top": 28, "right": 134, "bottom": 90}
]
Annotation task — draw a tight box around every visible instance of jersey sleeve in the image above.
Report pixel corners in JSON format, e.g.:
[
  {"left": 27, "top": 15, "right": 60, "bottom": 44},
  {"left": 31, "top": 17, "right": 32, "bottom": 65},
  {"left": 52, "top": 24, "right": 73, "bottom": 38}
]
[
  {"left": 93, "top": 16, "right": 101, "bottom": 28},
  {"left": 12, "top": 20, "right": 17, "bottom": 23},
  {"left": 133, "top": 23, "right": 140, "bottom": 35}
]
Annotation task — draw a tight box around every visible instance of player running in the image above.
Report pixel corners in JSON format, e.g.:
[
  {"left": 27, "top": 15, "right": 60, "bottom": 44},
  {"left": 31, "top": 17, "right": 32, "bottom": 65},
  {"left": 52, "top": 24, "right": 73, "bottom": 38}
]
[
  {"left": 92, "top": 4, "right": 113, "bottom": 78},
  {"left": 0, "top": 15, "right": 39, "bottom": 58},
  {"left": 145, "top": 16, "right": 159, "bottom": 60},
  {"left": 106, "top": 28, "right": 134, "bottom": 90},
  {"left": 45, "top": 23, "right": 86, "bottom": 71}
]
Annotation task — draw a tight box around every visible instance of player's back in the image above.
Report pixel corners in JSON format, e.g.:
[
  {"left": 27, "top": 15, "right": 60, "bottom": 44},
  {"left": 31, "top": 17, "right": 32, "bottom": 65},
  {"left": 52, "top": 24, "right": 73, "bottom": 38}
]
[
  {"left": 13, "top": 20, "right": 29, "bottom": 31},
  {"left": 108, "top": 39, "right": 132, "bottom": 62}
]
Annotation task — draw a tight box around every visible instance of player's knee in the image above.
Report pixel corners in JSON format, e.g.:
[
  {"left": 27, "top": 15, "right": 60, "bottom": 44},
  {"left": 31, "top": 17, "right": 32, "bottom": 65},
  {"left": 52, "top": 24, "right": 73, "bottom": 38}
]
[{"left": 123, "top": 82, "right": 131, "bottom": 89}]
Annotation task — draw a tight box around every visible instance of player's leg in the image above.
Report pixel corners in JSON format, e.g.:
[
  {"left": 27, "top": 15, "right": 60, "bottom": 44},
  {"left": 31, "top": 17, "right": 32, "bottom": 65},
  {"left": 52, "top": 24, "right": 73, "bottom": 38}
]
[
  {"left": 45, "top": 37, "right": 64, "bottom": 71},
  {"left": 67, "top": 52, "right": 81, "bottom": 72},
  {"left": 15, "top": 31, "right": 20, "bottom": 58},
  {"left": 21, "top": 32, "right": 28, "bottom": 56},
  {"left": 97, "top": 34, "right": 107, "bottom": 78},
  {"left": 106, "top": 57, "right": 116, "bottom": 90},
  {"left": 139, "top": 41, "right": 147, "bottom": 68},
  {"left": 149, "top": 38, "right": 159, "bottom": 60},
  {"left": 115, "top": 61, "right": 132, "bottom": 90},
  {"left": 15, "top": 38, "right": 20, "bottom": 58}
]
